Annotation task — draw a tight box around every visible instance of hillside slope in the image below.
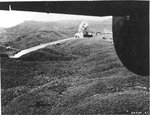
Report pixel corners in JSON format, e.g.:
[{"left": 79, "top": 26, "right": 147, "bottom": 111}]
[
  {"left": 1, "top": 36, "right": 149, "bottom": 115},
  {"left": 0, "top": 19, "right": 112, "bottom": 50}
]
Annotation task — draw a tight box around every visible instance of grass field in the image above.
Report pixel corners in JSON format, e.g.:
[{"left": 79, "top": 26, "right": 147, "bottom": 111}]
[{"left": 1, "top": 35, "right": 149, "bottom": 115}]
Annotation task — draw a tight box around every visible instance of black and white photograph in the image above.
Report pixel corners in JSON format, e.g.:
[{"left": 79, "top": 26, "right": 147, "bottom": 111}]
[{"left": 0, "top": 1, "right": 149, "bottom": 115}]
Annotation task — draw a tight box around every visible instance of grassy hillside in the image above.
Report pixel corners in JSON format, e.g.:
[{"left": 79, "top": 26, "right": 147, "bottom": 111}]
[
  {"left": 0, "top": 19, "right": 111, "bottom": 50},
  {"left": 1, "top": 36, "right": 149, "bottom": 115}
]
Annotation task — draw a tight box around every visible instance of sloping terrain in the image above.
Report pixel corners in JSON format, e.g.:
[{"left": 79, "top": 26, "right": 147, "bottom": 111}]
[
  {"left": 0, "top": 19, "right": 111, "bottom": 50},
  {"left": 0, "top": 21, "right": 76, "bottom": 50},
  {"left": 1, "top": 36, "right": 149, "bottom": 115}
]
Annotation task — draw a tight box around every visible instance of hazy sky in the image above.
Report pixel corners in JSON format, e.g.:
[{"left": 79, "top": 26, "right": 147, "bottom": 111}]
[{"left": 0, "top": 10, "right": 112, "bottom": 28}]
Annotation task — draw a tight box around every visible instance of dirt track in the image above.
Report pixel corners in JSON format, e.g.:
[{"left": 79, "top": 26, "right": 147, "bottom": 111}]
[
  {"left": 10, "top": 35, "right": 113, "bottom": 58},
  {"left": 10, "top": 37, "right": 76, "bottom": 58}
]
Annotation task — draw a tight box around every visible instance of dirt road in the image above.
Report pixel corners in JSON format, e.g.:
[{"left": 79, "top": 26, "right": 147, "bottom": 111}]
[
  {"left": 9, "top": 35, "right": 113, "bottom": 58},
  {"left": 10, "top": 37, "right": 76, "bottom": 58}
]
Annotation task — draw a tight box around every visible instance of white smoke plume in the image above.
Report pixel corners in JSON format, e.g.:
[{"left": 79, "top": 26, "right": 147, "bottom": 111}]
[{"left": 74, "top": 21, "right": 89, "bottom": 38}]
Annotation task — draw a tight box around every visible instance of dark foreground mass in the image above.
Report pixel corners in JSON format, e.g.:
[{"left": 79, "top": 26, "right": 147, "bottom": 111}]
[{"left": 1, "top": 36, "right": 149, "bottom": 115}]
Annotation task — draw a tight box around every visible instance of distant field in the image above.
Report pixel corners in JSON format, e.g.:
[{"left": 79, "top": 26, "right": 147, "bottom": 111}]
[{"left": 1, "top": 36, "right": 149, "bottom": 115}]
